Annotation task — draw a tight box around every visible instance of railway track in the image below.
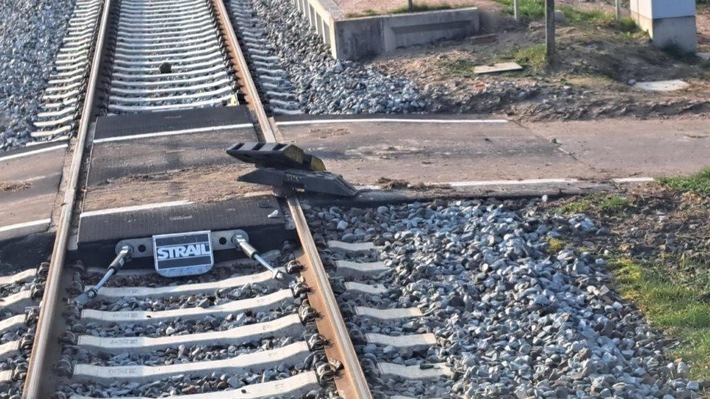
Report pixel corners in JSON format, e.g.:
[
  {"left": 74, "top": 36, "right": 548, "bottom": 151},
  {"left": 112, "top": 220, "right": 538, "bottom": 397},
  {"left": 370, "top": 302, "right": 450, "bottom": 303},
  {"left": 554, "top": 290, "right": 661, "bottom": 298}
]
[
  {"left": 13, "top": 0, "right": 429, "bottom": 398},
  {"left": 100, "top": 0, "right": 238, "bottom": 114},
  {"left": 31, "top": 0, "right": 103, "bottom": 140},
  {"left": 0, "top": 264, "right": 47, "bottom": 398}
]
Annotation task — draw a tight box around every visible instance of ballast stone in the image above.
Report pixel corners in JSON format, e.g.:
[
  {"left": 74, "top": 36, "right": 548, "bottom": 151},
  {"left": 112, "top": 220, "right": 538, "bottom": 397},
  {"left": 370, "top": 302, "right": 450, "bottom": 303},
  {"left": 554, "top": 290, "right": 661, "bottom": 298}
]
[{"left": 307, "top": 199, "right": 702, "bottom": 398}]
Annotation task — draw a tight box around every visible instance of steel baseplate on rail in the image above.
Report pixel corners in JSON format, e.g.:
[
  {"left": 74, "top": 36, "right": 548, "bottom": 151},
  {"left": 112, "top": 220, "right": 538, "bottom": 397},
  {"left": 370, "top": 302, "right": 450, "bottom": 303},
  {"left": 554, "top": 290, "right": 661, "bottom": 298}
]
[{"left": 227, "top": 142, "right": 358, "bottom": 197}]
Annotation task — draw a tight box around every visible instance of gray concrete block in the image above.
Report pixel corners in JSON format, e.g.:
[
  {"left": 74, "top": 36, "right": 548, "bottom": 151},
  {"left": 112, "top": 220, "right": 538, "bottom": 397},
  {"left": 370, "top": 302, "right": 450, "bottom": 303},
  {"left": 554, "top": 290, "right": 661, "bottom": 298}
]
[{"left": 292, "top": 0, "right": 480, "bottom": 59}]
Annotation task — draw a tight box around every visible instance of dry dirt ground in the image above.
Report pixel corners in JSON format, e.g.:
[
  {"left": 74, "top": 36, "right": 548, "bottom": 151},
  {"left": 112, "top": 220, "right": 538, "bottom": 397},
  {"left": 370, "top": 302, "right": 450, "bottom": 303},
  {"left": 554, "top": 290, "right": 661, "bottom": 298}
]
[{"left": 364, "top": 1, "right": 710, "bottom": 122}]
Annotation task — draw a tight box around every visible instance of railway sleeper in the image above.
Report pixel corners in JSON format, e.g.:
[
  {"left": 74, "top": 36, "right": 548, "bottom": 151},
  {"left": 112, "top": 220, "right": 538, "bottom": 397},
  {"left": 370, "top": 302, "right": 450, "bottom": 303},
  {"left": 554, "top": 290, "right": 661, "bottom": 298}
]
[
  {"left": 43, "top": 89, "right": 80, "bottom": 101},
  {"left": 333, "top": 260, "right": 389, "bottom": 278},
  {"left": 34, "top": 114, "right": 76, "bottom": 129},
  {"left": 107, "top": 95, "right": 231, "bottom": 112},
  {"left": 67, "top": 371, "right": 320, "bottom": 399},
  {"left": 115, "top": 34, "right": 215, "bottom": 48},
  {"left": 343, "top": 281, "right": 388, "bottom": 296},
  {"left": 354, "top": 306, "right": 423, "bottom": 321},
  {"left": 45, "top": 81, "right": 82, "bottom": 93},
  {"left": 118, "top": 12, "right": 212, "bottom": 25},
  {"left": 271, "top": 107, "right": 304, "bottom": 116},
  {"left": 117, "top": 9, "right": 207, "bottom": 21},
  {"left": 72, "top": 341, "right": 310, "bottom": 383},
  {"left": 0, "top": 290, "right": 35, "bottom": 313},
  {"left": 84, "top": 268, "right": 284, "bottom": 300},
  {"left": 250, "top": 54, "right": 279, "bottom": 63},
  {"left": 0, "top": 269, "right": 37, "bottom": 286},
  {"left": 268, "top": 99, "right": 298, "bottom": 109},
  {"left": 265, "top": 91, "right": 297, "bottom": 100},
  {"left": 377, "top": 362, "right": 453, "bottom": 380},
  {"left": 113, "top": 41, "right": 218, "bottom": 56},
  {"left": 80, "top": 288, "right": 293, "bottom": 325},
  {"left": 36, "top": 107, "right": 76, "bottom": 119},
  {"left": 0, "top": 314, "right": 28, "bottom": 336},
  {"left": 108, "top": 86, "right": 232, "bottom": 103},
  {"left": 75, "top": 313, "right": 303, "bottom": 353},
  {"left": 113, "top": 43, "right": 220, "bottom": 61},
  {"left": 41, "top": 97, "right": 79, "bottom": 110},
  {"left": 47, "top": 73, "right": 86, "bottom": 85},
  {"left": 111, "top": 50, "right": 223, "bottom": 66},
  {"left": 31, "top": 124, "right": 73, "bottom": 138},
  {"left": 111, "top": 58, "right": 225, "bottom": 74}
]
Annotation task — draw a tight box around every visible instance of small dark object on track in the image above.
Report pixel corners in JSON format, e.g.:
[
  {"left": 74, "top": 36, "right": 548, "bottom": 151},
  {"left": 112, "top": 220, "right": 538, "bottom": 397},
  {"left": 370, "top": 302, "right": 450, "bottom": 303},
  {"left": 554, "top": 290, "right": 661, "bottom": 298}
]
[{"left": 158, "top": 62, "right": 172, "bottom": 74}]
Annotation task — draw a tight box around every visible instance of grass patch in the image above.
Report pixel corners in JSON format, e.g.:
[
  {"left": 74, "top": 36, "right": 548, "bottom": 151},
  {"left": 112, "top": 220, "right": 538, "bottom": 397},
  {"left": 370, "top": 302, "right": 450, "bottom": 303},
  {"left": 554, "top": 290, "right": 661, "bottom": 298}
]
[
  {"left": 559, "top": 6, "right": 613, "bottom": 26},
  {"left": 598, "top": 195, "right": 633, "bottom": 213},
  {"left": 513, "top": 44, "right": 547, "bottom": 72},
  {"left": 491, "top": 0, "right": 544, "bottom": 21},
  {"left": 557, "top": 193, "right": 633, "bottom": 215},
  {"left": 614, "top": 16, "right": 640, "bottom": 34},
  {"left": 659, "top": 168, "right": 710, "bottom": 194},
  {"left": 390, "top": 3, "right": 452, "bottom": 14},
  {"left": 609, "top": 258, "right": 710, "bottom": 379},
  {"left": 547, "top": 237, "right": 567, "bottom": 253},
  {"left": 438, "top": 59, "right": 475, "bottom": 77}
]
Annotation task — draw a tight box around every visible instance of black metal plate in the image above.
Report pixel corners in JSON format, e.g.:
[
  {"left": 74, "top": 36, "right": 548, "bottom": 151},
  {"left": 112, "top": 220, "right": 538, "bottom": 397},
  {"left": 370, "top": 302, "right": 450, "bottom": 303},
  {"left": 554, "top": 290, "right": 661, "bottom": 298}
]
[{"left": 94, "top": 106, "right": 252, "bottom": 140}]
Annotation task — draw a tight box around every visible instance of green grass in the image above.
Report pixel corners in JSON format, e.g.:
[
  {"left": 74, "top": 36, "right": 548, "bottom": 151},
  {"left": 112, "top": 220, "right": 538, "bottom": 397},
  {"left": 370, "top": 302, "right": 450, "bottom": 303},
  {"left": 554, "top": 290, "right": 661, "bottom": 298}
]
[
  {"left": 559, "top": 6, "right": 613, "bottom": 25},
  {"left": 557, "top": 193, "right": 633, "bottom": 215},
  {"left": 390, "top": 3, "right": 452, "bottom": 14},
  {"left": 492, "top": 0, "right": 640, "bottom": 33},
  {"left": 491, "top": 0, "right": 544, "bottom": 21},
  {"left": 438, "top": 59, "right": 475, "bottom": 77},
  {"left": 615, "top": 16, "right": 640, "bottom": 33},
  {"left": 659, "top": 168, "right": 710, "bottom": 194},
  {"left": 513, "top": 44, "right": 547, "bottom": 72},
  {"left": 609, "top": 258, "right": 710, "bottom": 380},
  {"left": 547, "top": 237, "right": 568, "bottom": 253},
  {"left": 598, "top": 195, "right": 633, "bottom": 213}
]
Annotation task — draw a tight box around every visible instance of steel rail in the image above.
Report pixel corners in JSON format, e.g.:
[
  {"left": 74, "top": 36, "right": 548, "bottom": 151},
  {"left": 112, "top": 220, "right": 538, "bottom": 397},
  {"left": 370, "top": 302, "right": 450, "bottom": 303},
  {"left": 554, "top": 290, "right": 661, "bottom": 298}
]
[
  {"left": 210, "top": 0, "right": 272, "bottom": 140},
  {"left": 22, "top": 0, "right": 112, "bottom": 397},
  {"left": 289, "top": 198, "right": 373, "bottom": 399},
  {"left": 210, "top": 2, "right": 372, "bottom": 397}
]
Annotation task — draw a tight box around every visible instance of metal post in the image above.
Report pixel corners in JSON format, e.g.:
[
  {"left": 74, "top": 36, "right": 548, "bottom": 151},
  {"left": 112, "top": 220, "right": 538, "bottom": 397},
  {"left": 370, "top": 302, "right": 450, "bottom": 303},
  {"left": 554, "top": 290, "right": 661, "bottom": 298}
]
[
  {"left": 408, "top": 0, "right": 413, "bottom": 12},
  {"left": 615, "top": 0, "right": 621, "bottom": 21},
  {"left": 545, "top": 0, "right": 556, "bottom": 66},
  {"left": 513, "top": 0, "right": 519, "bottom": 22}
]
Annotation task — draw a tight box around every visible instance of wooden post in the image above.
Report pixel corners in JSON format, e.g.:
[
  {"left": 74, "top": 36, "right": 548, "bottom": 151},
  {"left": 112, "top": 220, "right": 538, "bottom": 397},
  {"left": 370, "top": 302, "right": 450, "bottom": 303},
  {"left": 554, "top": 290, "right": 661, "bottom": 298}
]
[
  {"left": 545, "top": 0, "right": 555, "bottom": 65},
  {"left": 408, "top": 0, "right": 413, "bottom": 12},
  {"left": 513, "top": 0, "right": 519, "bottom": 21},
  {"left": 615, "top": 0, "right": 621, "bottom": 21}
]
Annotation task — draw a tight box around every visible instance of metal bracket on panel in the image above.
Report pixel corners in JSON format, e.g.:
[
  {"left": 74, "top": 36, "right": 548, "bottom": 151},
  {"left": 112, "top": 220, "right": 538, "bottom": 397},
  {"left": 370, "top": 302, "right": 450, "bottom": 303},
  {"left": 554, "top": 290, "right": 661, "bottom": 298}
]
[
  {"left": 115, "top": 229, "right": 247, "bottom": 258},
  {"left": 238, "top": 168, "right": 358, "bottom": 197},
  {"left": 226, "top": 142, "right": 325, "bottom": 171},
  {"left": 226, "top": 142, "right": 358, "bottom": 197}
]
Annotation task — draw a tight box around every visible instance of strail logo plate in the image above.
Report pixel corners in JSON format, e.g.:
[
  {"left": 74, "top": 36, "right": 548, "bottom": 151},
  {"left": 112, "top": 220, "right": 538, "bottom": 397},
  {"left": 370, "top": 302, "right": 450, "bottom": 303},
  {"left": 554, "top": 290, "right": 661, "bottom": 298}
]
[{"left": 152, "top": 230, "right": 214, "bottom": 277}]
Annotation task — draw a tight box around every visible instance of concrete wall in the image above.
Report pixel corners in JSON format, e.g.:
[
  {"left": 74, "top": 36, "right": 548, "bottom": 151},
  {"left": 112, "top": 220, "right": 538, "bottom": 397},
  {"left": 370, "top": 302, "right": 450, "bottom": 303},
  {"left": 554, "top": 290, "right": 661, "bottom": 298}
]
[
  {"left": 291, "top": 0, "right": 479, "bottom": 60},
  {"left": 293, "top": 0, "right": 341, "bottom": 54},
  {"left": 630, "top": 0, "right": 696, "bottom": 53}
]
